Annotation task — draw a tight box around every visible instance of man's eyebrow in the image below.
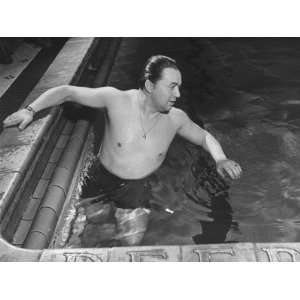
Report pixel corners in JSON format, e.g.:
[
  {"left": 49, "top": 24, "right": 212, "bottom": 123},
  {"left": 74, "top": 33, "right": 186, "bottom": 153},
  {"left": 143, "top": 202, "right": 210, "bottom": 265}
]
[{"left": 170, "top": 82, "right": 182, "bottom": 86}]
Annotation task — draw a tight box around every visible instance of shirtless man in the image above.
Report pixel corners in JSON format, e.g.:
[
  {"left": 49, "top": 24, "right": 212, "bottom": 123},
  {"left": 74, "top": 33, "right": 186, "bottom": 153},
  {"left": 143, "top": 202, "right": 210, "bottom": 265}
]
[{"left": 3, "top": 55, "right": 242, "bottom": 246}]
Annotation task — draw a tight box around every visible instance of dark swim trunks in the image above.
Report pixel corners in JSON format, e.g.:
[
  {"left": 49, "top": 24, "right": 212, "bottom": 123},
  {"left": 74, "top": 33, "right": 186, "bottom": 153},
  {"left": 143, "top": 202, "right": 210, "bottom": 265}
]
[{"left": 81, "top": 159, "right": 152, "bottom": 209}]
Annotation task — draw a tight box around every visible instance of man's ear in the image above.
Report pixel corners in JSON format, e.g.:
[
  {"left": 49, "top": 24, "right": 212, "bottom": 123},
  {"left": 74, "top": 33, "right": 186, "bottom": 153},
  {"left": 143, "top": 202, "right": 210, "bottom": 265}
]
[{"left": 145, "top": 79, "right": 154, "bottom": 93}]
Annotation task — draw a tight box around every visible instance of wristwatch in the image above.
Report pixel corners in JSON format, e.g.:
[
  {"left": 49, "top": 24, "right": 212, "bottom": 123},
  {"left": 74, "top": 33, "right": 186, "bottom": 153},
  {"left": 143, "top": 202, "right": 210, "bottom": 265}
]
[{"left": 24, "top": 105, "right": 36, "bottom": 116}]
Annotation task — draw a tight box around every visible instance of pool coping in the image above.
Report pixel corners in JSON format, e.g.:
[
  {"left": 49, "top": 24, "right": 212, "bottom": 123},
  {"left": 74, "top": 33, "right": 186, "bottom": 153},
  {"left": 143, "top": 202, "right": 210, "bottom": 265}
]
[
  {"left": 0, "top": 38, "right": 97, "bottom": 221},
  {"left": 1, "top": 236, "right": 300, "bottom": 261},
  {"left": 0, "top": 37, "right": 98, "bottom": 257}
]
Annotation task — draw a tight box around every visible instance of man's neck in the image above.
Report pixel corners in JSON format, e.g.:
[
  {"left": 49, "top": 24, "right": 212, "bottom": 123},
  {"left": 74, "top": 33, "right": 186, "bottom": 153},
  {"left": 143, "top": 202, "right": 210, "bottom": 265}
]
[{"left": 138, "top": 89, "right": 160, "bottom": 119}]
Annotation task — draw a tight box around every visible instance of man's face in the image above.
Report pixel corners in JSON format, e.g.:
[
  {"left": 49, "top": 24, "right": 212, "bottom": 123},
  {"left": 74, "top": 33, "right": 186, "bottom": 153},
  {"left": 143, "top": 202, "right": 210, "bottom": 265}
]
[{"left": 149, "top": 67, "right": 182, "bottom": 113}]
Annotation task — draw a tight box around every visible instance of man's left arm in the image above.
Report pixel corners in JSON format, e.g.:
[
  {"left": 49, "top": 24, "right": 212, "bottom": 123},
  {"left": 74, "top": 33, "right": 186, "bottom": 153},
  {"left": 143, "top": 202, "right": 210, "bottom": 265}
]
[{"left": 175, "top": 109, "right": 242, "bottom": 180}]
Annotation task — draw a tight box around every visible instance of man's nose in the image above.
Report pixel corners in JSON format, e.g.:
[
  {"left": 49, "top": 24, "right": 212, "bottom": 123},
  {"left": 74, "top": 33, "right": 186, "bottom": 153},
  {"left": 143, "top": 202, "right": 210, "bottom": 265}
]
[{"left": 174, "top": 86, "right": 180, "bottom": 98}]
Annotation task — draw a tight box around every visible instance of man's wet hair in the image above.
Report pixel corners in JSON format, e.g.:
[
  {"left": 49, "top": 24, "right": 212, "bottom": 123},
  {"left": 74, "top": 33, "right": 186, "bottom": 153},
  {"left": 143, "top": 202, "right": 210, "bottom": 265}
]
[{"left": 139, "top": 55, "right": 179, "bottom": 90}]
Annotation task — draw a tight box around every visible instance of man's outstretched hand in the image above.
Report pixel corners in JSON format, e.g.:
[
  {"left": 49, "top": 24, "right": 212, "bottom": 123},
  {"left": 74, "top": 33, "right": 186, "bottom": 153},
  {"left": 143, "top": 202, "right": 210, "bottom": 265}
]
[
  {"left": 216, "top": 159, "right": 242, "bottom": 180},
  {"left": 3, "top": 109, "right": 33, "bottom": 130}
]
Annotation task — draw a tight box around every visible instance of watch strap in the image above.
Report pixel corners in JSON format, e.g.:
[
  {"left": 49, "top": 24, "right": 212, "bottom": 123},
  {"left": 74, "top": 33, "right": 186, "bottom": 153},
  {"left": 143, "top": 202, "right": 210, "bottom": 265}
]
[{"left": 24, "top": 105, "right": 36, "bottom": 115}]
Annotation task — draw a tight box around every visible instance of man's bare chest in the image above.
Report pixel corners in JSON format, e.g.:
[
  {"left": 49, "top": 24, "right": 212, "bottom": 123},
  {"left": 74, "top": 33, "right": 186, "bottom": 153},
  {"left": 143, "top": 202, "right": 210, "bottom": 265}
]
[{"left": 105, "top": 108, "right": 177, "bottom": 153}]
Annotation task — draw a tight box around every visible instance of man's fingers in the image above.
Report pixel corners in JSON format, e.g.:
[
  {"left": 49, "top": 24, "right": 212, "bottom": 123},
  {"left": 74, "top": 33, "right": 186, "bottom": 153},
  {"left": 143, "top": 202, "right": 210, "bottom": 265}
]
[
  {"left": 235, "top": 165, "right": 242, "bottom": 178},
  {"left": 217, "top": 167, "right": 226, "bottom": 178},
  {"left": 217, "top": 160, "right": 242, "bottom": 181},
  {"left": 3, "top": 116, "right": 20, "bottom": 128},
  {"left": 19, "top": 119, "right": 30, "bottom": 130},
  {"left": 237, "top": 165, "right": 243, "bottom": 174},
  {"left": 222, "top": 164, "right": 242, "bottom": 180},
  {"left": 217, "top": 165, "right": 233, "bottom": 180},
  {"left": 231, "top": 165, "right": 242, "bottom": 179},
  {"left": 220, "top": 166, "right": 234, "bottom": 180},
  {"left": 228, "top": 167, "right": 239, "bottom": 179},
  {"left": 230, "top": 167, "right": 241, "bottom": 180},
  {"left": 3, "top": 110, "right": 33, "bottom": 130}
]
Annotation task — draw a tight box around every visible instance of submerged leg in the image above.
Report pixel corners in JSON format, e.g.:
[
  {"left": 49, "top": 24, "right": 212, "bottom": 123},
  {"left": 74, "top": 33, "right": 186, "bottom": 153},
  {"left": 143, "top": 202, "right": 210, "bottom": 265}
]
[{"left": 115, "top": 207, "right": 150, "bottom": 246}]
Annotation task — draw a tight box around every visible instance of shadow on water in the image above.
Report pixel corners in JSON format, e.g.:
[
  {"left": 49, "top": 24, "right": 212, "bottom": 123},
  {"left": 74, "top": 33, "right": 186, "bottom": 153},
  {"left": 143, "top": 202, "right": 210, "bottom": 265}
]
[{"left": 191, "top": 153, "right": 233, "bottom": 244}]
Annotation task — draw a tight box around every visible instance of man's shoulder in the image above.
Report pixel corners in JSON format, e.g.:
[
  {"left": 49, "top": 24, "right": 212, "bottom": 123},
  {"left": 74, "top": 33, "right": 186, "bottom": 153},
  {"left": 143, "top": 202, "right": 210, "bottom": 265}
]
[
  {"left": 119, "top": 89, "right": 139, "bottom": 105},
  {"left": 169, "top": 108, "right": 190, "bottom": 128},
  {"left": 123, "top": 89, "right": 138, "bottom": 98},
  {"left": 169, "top": 107, "right": 189, "bottom": 121},
  {"left": 94, "top": 86, "right": 122, "bottom": 97},
  {"left": 100, "top": 88, "right": 137, "bottom": 112},
  {"left": 101, "top": 87, "right": 136, "bottom": 99},
  {"left": 94, "top": 87, "right": 134, "bottom": 104}
]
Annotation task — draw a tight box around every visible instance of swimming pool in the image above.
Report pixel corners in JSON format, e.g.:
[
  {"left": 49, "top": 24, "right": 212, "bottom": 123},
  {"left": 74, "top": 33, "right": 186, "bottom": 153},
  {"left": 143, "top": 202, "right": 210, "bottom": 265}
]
[{"left": 53, "top": 38, "right": 300, "bottom": 249}]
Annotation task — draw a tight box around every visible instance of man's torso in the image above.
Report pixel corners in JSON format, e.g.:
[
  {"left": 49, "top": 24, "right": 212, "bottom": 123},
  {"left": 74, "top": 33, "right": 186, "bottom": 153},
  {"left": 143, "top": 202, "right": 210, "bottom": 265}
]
[{"left": 98, "top": 89, "right": 180, "bottom": 179}]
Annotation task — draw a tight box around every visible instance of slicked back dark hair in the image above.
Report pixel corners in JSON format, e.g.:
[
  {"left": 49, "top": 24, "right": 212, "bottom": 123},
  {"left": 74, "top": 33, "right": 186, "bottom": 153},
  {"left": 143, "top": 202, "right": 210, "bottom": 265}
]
[{"left": 138, "top": 55, "right": 179, "bottom": 90}]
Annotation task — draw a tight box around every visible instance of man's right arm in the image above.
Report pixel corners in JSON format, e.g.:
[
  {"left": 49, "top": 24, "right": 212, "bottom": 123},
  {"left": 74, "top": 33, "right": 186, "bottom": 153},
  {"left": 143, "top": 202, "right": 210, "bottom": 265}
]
[{"left": 3, "top": 85, "right": 119, "bottom": 130}]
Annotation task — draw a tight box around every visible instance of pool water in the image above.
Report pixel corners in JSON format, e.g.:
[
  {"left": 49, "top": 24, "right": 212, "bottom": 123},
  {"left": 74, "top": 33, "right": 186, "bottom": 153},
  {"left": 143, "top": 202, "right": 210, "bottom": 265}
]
[{"left": 64, "top": 38, "right": 300, "bottom": 247}]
